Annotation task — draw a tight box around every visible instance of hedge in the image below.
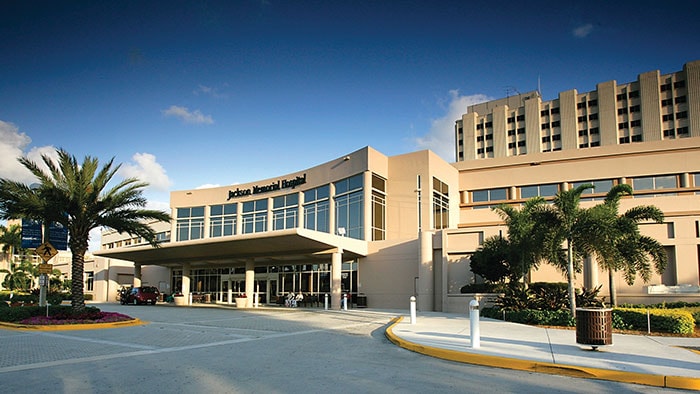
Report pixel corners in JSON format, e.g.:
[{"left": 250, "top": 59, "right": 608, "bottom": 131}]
[
  {"left": 613, "top": 308, "right": 695, "bottom": 334},
  {"left": 482, "top": 306, "right": 696, "bottom": 334}
]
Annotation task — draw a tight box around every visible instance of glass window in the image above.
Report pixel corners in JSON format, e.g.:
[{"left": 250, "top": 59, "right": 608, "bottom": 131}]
[
  {"left": 304, "top": 185, "right": 330, "bottom": 233},
  {"left": 633, "top": 175, "right": 677, "bottom": 190},
  {"left": 335, "top": 174, "right": 364, "bottom": 239},
  {"left": 371, "top": 174, "right": 386, "bottom": 241},
  {"left": 432, "top": 177, "right": 449, "bottom": 230},
  {"left": 242, "top": 199, "right": 268, "bottom": 234},
  {"left": 210, "top": 203, "right": 237, "bottom": 237},
  {"left": 472, "top": 188, "right": 507, "bottom": 202},
  {"left": 273, "top": 193, "right": 299, "bottom": 231},
  {"left": 177, "top": 206, "right": 205, "bottom": 241},
  {"left": 520, "top": 183, "right": 558, "bottom": 199}
]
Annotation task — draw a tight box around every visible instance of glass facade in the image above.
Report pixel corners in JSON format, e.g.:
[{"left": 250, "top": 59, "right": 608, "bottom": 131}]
[
  {"left": 242, "top": 199, "right": 268, "bottom": 234},
  {"left": 176, "top": 206, "right": 205, "bottom": 241},
  {"left": 334, "top": 174, "right": 364, "bottom": 239},
  {"left": 433, "top": 177, "right": 449, "bottom": 230},
  {"left": 210, "top": 203, "right": 237, "bottom": 237},
  {"left": 272, "top": 193, "right": 299, "bottom": 231},
  {"left": 371, "top": 174, "right": 386, "bottom": 241},
  {"left": 303, "top": 185, "right": 330, "bottom": 232}
]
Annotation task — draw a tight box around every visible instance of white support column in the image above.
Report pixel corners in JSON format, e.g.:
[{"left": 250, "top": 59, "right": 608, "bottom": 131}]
[
  {"left": 182, "top": 263, "right": 191, "bottom": 305},
  {"left": 417, "top": 230, "right": 434, "bottom": 312},
  {"left": 331, "top": 251, "right": 342, "bottom": 309},
  {"left": 133, "top": 264, "right": 142, "bottom": 288},
  {"left": 245, "top": 260, "right": 255, "bottom": 308}
]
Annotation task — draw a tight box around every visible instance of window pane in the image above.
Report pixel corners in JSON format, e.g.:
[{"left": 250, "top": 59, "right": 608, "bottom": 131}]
[
  {"left": 472, "top": 190, "right": 488, "bottom": 202},
  {"left": 655, "top": 175, "right": 677, "bottom": 189},
  {"left": 540, "top": 184, "right": 558, "bottom": 197},
  {"left": 490, "top": 188, "right": 507, "bottom": 201},
  {"left": 520, "top": 186, "right": 538, "bottom": 199},
  {"left": 633, "top": 177, "right": 654, "bottom": 190}
]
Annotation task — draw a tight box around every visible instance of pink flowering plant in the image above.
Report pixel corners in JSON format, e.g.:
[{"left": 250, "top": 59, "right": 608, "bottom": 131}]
[{"left": 19, "top": 311, "right": 133, "bottom": 325}]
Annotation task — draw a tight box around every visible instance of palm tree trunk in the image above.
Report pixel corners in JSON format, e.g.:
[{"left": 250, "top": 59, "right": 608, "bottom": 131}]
[
  {"left": 567, "top": 238, "right": 577, "bottom": 316},
  {"left": 70, "top": 239, "right": 87, "bottom": 311},
  {"left": 608, "top": 269, "right": 617, "bottom": 307}
]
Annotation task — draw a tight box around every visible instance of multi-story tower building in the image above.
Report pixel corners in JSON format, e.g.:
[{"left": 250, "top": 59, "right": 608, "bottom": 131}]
[{"left": 456, "top": 60, "right": 700, "bottom": 161}]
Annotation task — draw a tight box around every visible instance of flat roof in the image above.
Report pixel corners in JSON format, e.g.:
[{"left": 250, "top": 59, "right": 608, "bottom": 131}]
[{"left": 95, "top": 228, "right": 367, "bottom": 268}]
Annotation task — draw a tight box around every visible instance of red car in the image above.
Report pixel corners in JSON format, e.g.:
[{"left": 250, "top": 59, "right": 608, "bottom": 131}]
[{"left": 121, "top": 286, "right": 160, "bottom": 305}]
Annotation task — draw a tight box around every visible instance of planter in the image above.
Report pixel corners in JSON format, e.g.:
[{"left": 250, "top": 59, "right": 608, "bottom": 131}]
[
  {"left": 234, "top": 297, "right": 248, "bottom": 308},
  {"left": 575, "top": 308, "right": 613, "bottom": 349},
  {"left": 173, "top": 296, "right": 187, "bottom": 306}
]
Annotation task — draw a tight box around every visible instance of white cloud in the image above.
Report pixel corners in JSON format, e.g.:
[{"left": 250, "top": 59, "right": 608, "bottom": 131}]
[
  {"left": 193, "top": 84, "right": 228, "bottom": 99},
  {"left": 162, "top": 105, "right": 214, "bottom": 124},
  {"left": 119, "top": 152, "right": 173, "bottom": 191},
  {"left": 573, "top": 23, "right": 593, "bottom": 38},
  {"left": 414, "top": 90, "right": 492, "bottom": 162},
  {"left": 195, "top": 183, "right": 221, "bottom": 189},
  {"left": 0, "top": 120, "right": 60, "bottom": 184}
]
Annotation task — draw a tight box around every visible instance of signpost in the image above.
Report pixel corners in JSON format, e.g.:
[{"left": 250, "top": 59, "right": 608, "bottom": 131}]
[{"left": 34, "top": 242, "right": 58, "bottom": 308}]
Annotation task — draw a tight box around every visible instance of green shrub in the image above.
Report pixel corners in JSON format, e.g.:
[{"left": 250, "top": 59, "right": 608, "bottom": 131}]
[{"left": 613, "top": 308, "right": 695, "bottom": 334}]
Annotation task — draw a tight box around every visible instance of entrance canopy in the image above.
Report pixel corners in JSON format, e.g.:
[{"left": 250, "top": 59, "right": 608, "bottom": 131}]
[{"left": 95, "top": 228, "right": 367, "bottom": 268}]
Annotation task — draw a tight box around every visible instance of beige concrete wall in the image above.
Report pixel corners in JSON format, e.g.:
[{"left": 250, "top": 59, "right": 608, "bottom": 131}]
[{"left": 360, "top": 239, "right": 419, "bottom": 309}]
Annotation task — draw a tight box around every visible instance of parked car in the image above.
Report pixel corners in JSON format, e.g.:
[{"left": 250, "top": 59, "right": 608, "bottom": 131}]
[{"left": 121, "top": 286, "right": 160, "bottom": 305}]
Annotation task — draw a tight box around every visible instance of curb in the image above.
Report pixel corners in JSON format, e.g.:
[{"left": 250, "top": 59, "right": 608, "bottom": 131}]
[
  {"left": 0, "top": 318, "right": 147, "bottom": 331},
  {"left": 385, "top": 316, "right": 700, "bottom": 391}
]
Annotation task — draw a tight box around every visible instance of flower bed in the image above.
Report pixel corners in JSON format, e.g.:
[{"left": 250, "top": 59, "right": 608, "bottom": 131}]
[{"left": 19, "top": 311, "right": 133, "bottom": 325}]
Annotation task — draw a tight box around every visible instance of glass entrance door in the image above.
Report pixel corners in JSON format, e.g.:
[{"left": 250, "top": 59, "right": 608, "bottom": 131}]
[{"left": 269, "top": 279, "right": 278, "bottom": 305}]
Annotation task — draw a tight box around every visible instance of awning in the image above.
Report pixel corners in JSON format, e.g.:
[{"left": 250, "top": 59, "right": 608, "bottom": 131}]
[{"left": 94, "top": 228, "right": 367, "bottom": 268}]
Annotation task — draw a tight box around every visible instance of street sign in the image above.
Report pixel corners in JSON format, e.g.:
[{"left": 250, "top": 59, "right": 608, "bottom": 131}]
[
  {"left": 35, "top": 242, "right": 58, "bottom": 262},
  {"left": 38, "top": 264, "right": 53, "bottom": 274}
]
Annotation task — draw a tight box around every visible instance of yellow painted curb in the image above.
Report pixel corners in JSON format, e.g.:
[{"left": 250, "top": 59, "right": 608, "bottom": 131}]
[
  {"left": 0, "top": 318, "right": 147, "bottom": 331},
  {"left": 385, "top": 316, "right": 700, "bottom": 391}
]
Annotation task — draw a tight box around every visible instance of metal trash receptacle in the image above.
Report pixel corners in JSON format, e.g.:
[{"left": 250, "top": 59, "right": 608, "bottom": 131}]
[{"left": 576, "top": 308, "right": 613, "bottom": 348}]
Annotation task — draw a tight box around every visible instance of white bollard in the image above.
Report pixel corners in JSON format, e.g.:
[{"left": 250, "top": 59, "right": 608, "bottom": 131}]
[
  {"left": 254, "top": 292, "right": 259, "bottom": 308},
  {"left": 324, "top": 293, "right": 329, "bottom": 310},
  {"left": 410, "top": 296, "right": 417, "bottom": 325},
  {"left": 342, "top": 293, "right": 348, "bottom": 311},
  {"left": 188, "top": 293, "right": 193, "bottom": 306},
  {"left": 469, "top": 298, "right": 480, "bottom": 348}
]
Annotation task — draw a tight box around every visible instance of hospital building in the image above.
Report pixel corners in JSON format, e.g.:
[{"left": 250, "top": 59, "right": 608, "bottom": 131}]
[{"left": 91, "top": 60, "right": 700, "bottom": 310}]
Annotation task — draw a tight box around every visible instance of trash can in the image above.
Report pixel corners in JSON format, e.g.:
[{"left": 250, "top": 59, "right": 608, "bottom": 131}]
[
  {"left": 575, "top": 308, "right": 613, "bottom": 348},
  {"left": 356, "top": 293, "right": 367, "bottom": 308}
]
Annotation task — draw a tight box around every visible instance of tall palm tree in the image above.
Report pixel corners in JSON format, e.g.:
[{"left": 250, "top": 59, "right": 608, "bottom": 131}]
[
  {"left": 0, "top": 149, "right": 171, "bottom": 310},
  {"left": 492, "top": 197, "right": 548, "bottom": 286},
  {"left": 535, "top": 184, "right": 599, "bottom": 315},
  {"left": 590, "top": 184, "right": 666, "bottom": 306}
]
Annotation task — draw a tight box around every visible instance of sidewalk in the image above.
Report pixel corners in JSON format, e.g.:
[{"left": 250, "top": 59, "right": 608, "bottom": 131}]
[{"left": 385, "top": 312, "right": 700, "bottom": 391}]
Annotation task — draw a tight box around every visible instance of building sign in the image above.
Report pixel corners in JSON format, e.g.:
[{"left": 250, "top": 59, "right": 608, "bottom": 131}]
[
  {"left": 49, "top": 221, "right": 68, "bottom": 250},
  {"left": 227, "top": 174, "right": 307, "bottom": 200},
  {"left": 20, "top": 218, "right": 69, "bottom": 250},
  {"left": 21, "top": 218, "right": 42, "bottom": 249}
]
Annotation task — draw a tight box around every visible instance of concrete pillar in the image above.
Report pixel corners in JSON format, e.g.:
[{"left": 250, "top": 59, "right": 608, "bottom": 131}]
[
  {"left": 133, "top": 264, "right": 142, "bottom": 287},
  {"left": 417, "top": 230, "right": 434, "bottom": 311},
  {"left": 182, "top": 263, "right": 191, "bottom": 304},
  {"left": 245, "top": 260, "right": 255, "bottom": 308},
  {"left": 331, "top": 251, "right": 342, "bottom": 309}
]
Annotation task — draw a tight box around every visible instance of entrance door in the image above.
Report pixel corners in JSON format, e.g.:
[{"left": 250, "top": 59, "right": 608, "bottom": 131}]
[
  {"left": 220, "top": 278, "right": 229, "bottom": 303},
  {"left": 269, "top": 279, "right": 278, "bottom": 305}
]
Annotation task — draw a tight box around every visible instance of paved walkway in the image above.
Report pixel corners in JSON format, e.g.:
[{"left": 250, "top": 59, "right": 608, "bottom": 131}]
[{"left": 385, "top": 311, "right": 700, "bottom": 391}]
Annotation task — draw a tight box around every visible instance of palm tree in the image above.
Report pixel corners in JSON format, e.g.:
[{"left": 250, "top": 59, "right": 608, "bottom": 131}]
[
  {"left": 492, "top": 197, "right": 548, "bottom": 286},
  {"left": 0, "top": 223, "right": 22, "bottom": 263},
  {"left": 0, "top": 257, "right": 34, "bottom": 291},
  {"left": 534, "top": 184, "right": 600, "bottom": 315},
  {"left": 0, "top": 149, "right": 171, "bottom": 310},
  {"left": 590, "top": 184, "right": 666, "bottom": 306}
]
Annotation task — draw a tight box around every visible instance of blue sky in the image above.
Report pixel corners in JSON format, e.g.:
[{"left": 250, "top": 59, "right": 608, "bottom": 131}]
[{"left": 1, "top": 0, "right": 699, "bottom": 225}]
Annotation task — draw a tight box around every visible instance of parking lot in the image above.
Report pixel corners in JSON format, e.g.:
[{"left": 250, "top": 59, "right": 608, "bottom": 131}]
[{"left": 0, "top": 304, "right": 679, "bottom": 393}]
